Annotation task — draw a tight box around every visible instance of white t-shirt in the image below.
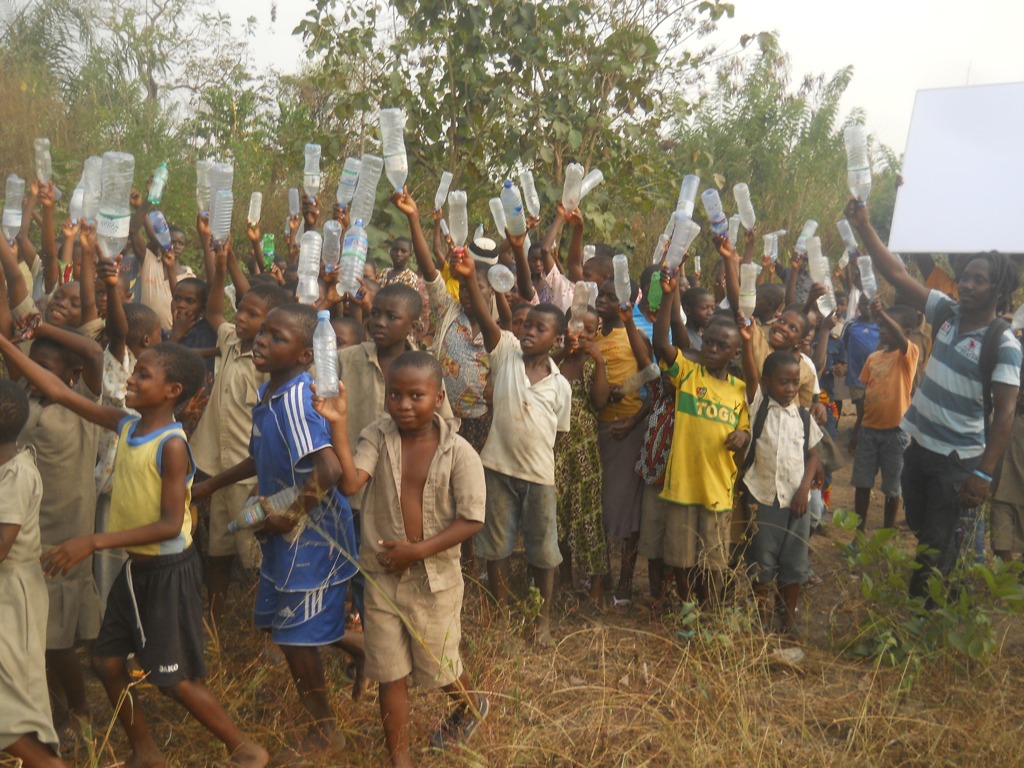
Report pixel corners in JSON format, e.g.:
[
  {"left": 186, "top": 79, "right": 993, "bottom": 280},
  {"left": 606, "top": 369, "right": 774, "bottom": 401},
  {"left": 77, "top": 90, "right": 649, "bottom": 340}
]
[{"left": 743, "top": 388, "right": 823, "bottom": 508}]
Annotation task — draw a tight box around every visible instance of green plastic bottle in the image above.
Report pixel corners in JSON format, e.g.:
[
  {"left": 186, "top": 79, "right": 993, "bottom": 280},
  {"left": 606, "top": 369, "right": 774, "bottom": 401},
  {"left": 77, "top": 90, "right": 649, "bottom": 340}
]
[{"left": 647, "top": 271, "right": 663, "bottom": 312}]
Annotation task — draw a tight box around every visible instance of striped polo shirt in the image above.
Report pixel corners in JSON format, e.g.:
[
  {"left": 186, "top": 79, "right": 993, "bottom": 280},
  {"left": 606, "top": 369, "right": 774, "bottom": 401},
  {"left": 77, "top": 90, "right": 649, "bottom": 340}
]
[{"left": 902, "top": 291, "right": 1021, "bottom": 458}]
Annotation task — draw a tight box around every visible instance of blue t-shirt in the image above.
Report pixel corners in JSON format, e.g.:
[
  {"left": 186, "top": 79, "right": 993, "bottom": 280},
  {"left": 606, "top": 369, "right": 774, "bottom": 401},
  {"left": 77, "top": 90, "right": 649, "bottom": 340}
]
[
  {"left": 250, "top": 371, "right": 357, "bottom": 590},
  {"left": 842, "top": 318, "right": 880, "bottom": 388}
]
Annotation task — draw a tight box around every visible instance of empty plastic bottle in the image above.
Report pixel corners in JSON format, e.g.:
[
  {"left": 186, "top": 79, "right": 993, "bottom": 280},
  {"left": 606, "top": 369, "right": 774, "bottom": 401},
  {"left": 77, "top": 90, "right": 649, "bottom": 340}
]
[
  {"left": 321, "top": 220, "right": 342, "bottom": 272},
  {"left": 440, "top": 219, "right": 450, "bottom": 238},
  {"left": 838, "top": 250, "right": 849, "bottom": 270},
  {"left": 488, "top": 198, "right": 506, "bottom": 237},
  {"left": 619, "top": 363, "right": 661, "bottom": 395},
  {"left": 613, "top": 254, "right": 631, "bottom": 307},
  {"left": 228, "top": 485, "right": 301, "bottom": 532},
  {"left": 739, "top": 263, "right": 758, "bottom": 319},
  {"left": 208, "top": 162, "right": 234, "bottom": 203},
  {"left": 349, "top": 154, "right": 384, "bottom": 229},
  {"left": 434, "top": 171, "right": 453, "bottom": 211},
  {"left": 561, "top": 163, "right": 585, "bottom": 212},
  {"left": 2, "top": 175, "right": 24, "bottom": 241},
  {"left": 262, "top": 234, "right": 275, "bottom": 267},
  {"left": 794, "top": 220, "right": 818, "bottom": 255},
  {"left": 676, "top": 174, "right": 700, "bottom": 217},
  {"left": 288, "top": 188, "right": 301, "bottom": 217},
  {"left": 807, "top": 237, "right": 837, "bottom": 315},
  {"left": 579, "top": 169, "right": 604, "bottom": 199},
  {"left": 314, "top": 309, "right": 340, "bottom": 397},
  {"left": 836, "top": 219, "right": 859, "bottom": 255},
  {"left": 149, "top": 210, "right": 172, "bottom": 251},
  {"left": 378, "top": 109, "right": 409, "bottom": 193},
  {"left": 210, "top": 190, "right": 233, "bottom": 242},
  {"left": 473, "top": 223, "right": 484, "bottom": 244},
  {"left": 500, "top": 180, "right": 527, "bottom": 236},
  {"left": 647, "top": 270, "right": 664, "bottom": 312},
  {"left": 296, "top": 231, "right": 323, "bottom": 305},
  {"left": 336, "top": 157, "right": 362, "bottom": 208},
  {"left": 68, "top": 185, "right": 84, "bottom": 224},
  {"left": 247, "top": 192, "right": 263, "bottom": 226},
  {"left": 148, "top": 162, "right": 169, "bottom": 204},
  {"left": 519, "top": 169, "right": 540, "bottom": 216},
  {"left": 733, "top": 183, "right": 756, "bottom": 230},
  {"left": 447, "top": 191, "right": 469, "bottom": 248},
  {"left": 339, "top": 219, "right": 369, "bottom": 298},
  {"left": 487, "top": 264, "right": 515, "bottom": 294},
  {"left": 96, "top": 151, "right": 135, "bottom": 259},
  {"left": 763, "top": 233, "right": 777, "bottom": 261},
  {"left": 650, "top": 233, "right": 669, "bottom": 265},
  {"left": 583, "top": 244, "right": 596, "bottom": 263},
  {"left": 728, "top": 214, "right": 741, "bottom": 246},
  {"left": 700, "top": 189, "right": 729, "bottom": 236},
  {"left": 693, "top": 255, "right": 701, "bottom": 275},
  {"left": 857, "top": 256, "right": 878, "bottom": 300},
  {"left": 303, "top": 143, "right": 322, "bottom": 197},
  {"left": 195, "top": 159, "right": 213, "bottom": 212},
  {"left": 666, "top": 214, "right": 701, "bottom": 270},
  {"left": 567, "top": 282, "right": 592, "bottom": 334},
  {"left": 34, "top": 138, "right": 52, "bottom": 185},
  {"left": 844, "top": 124, "right": 872, "bottom": 202}
]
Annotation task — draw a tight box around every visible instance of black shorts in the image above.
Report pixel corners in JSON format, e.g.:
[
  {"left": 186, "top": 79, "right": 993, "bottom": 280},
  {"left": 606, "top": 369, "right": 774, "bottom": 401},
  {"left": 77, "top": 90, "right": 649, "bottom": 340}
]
[{"left": 92, "top": 547, "right": 207, "bottom": 687}]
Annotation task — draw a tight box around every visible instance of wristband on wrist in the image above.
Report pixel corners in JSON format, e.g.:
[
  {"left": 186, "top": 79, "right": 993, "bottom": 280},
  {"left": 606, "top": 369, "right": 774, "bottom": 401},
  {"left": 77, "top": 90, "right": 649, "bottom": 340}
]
[{"left": 973, "top": 469, "right": 993, "bottom": 483}]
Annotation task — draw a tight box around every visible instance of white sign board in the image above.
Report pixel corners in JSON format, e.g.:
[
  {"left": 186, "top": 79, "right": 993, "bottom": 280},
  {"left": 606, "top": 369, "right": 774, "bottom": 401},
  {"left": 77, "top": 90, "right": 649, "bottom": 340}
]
[{"left": 888, "top": 82, "right": 1024, "bottom": 254}]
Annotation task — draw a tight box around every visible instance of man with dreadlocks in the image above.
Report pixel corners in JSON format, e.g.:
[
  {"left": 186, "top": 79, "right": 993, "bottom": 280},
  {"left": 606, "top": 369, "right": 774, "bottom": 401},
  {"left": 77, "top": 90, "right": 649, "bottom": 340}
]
[{"left": 846, "top": 199, "right": 1022, "bottom": 599}]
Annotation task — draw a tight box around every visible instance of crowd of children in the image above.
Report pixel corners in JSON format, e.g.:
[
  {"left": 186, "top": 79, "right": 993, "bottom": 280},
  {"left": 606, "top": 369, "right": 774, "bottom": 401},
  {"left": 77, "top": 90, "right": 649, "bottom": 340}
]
[{"left": 0, "top": 169, "right": 1021, "bottom": 768}]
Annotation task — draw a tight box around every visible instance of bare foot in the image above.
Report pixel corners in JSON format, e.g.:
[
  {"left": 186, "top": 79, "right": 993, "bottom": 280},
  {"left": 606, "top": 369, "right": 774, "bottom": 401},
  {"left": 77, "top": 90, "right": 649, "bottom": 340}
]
[
  {"left": 125, "top": 749, "right": 168, "bottom": 768},
  {"left": 533, "top": 619, "right": 554, "bottom": 648},
  {"left": 299, "top": 723, "right": 347, "bottom": 755},
  {"left": 230, "top": 739, "right": 270, "bottom": 767}
]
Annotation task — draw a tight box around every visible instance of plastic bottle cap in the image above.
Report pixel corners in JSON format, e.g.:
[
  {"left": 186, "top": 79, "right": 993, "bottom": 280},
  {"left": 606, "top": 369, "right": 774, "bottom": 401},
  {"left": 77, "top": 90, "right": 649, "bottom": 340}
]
[
  {"left": 354, "top": 219, "right": 364, "bottom": 227},
  {"left": 317, "top": 310, "right": 331, "bottom": 320},
  {"left": 503, "top": 180, "right": 512, "bottom": 188}
]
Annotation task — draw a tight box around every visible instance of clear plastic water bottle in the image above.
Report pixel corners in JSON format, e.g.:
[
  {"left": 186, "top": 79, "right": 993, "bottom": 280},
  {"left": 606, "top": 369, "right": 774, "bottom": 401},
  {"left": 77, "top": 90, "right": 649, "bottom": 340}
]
[
  {"left": 148, "top": 162, "right": 169, "bottom": 204},
  {"left": 440, "top": 219, "right": 449, "bottom": 238},
  {"left": 739, "top": 263, "right": 758, "bottom": 319},
  {"left": 247, "top": 192, "right": 263, "bottom": 226},
  {"left": 619, "top": 363, "right": 661, "bottom": 395},
  {"left": 96, "top": 151, "right": 135, "bottom": 259},
  {"left": 488, "top": 198, "right": 506, "bottom": 237},
  {"left": 487, "top": 264, "right": 515, "bottom": 293},
  {"left": 700, "top": 189, "right": 729, "bottom": 236},
  {"left": 519, "top": 169, "right": 540, "bottom": 217},
  {"left": 297, "top": 231, "right": 323, "bottom": 305},
  {"left": 208, "top": 162, "right": 234, "bottom": 204},
  {"left": 313, "top": 309, "right": 340, "bottom": 397},
  {"left": 228, "top": 485, "right": 301, "bottom": 532},
  {"left": 339, "top": 219, "right": 368, "bottom": 298},
  {"left": 794, "top": 220, "right": 818, "bottom": 255},
  {"left": 81, "top": 156, "right": 103, "bottom": 223},
  {"left": 838, "top": 250, "right": 850, "bottom": 270},
  {"left": 473, "top": 223, "right": 484, "bottom": 244},
  {"left": 303, "top": 143, "right": 322, "bottom": 197},
  {"left": 806, "top": 237, "right": 828, "bottom": 283},
  {"left": 34, "top": 138, "right": 52, "bottom": 184},
  {"left": 68, "top": 185, "right": 84, "bottom": 224},
  {"left": 378, "top": 109, "right": 409, "bottom": 193},
  {"left": 288, "top": 188, "right": 300, "bottom": 217},
  {"left": 650, "top": 234, "right": 668, "bottom": 265},
  {"left": 562, "top": 163, "right": 584, "bottom": 211},
  {"left": 844, "top": 124, "right": 872, "bottom": 202},
  {"left": 583, "top": 281, "right": 599, "bottom": 307},
  {"left": 584, "top": 244, "right": 596, "bottom": 263},
  {"left": 568, "top": 282, "right": 592, "bottom": 334},
  {"left": 727, "top": 214, "right": 741, "bottom": 246},
  {"left": 732, "top": 183, "right": 756, "bottom": 230},
  {"left": 500, "top": 180, "right": 527, "bottom": 236},
  {"left": 321, "top": 220, "right": 342, "bottom": 272},
  {"left": 613, "top": 254, "right": 631, "bottom": 307},
  {"left": 2, "top": 175, "right": 25, "bottom": 241},
  {"left": 763, "top": 233, "right": 776, "bottom": 261},
  {"left": 149, "top": 210, "right": 172, "bottom": 251},
  {"left": 210, "top": 189, "right": 233, "bottom": 242},
  {"left": 447, "top": 191, "right": 469, "bottom": 248},
  {"left": 693, "top": 255, "right": 701, "bottom": 275},
  {"left": 676, "top": 174, "right": 700, "bottom": 217},
  {"left": 336, "top": 157, "right": 361, "bottom": 208},
  {"left": 195, "top": 159, "right": 213, "bottom": 212},
  {"left": 836, "top": 219, "right": 859, "bottom": 255},
  {"left": 579, "top": 169, "right": 604, "bottom": 199},
  {"left": 666, "top": 214, "right": 700, "bottom": 270},
  {"left": 434, "top": 171, "right": 453, "bottom": 211},
  {"left": 857, "top": 255, "right": 878, "bottom": 300},
  {"left": 349, "top": 154, "right": 383, "bottom": 229}
]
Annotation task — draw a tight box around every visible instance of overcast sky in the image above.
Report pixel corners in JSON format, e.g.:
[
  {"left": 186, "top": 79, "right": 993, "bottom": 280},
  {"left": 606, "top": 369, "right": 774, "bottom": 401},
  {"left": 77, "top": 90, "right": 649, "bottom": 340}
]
[{"left": 220, "top": 0, "right": 1024, "bottom": 155}]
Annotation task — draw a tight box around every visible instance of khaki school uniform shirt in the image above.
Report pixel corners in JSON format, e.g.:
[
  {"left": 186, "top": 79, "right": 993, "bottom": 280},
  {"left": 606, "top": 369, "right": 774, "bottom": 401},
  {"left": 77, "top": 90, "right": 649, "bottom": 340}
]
[{"left": 353, "top": 413, "right": 486, "bottom": 592}]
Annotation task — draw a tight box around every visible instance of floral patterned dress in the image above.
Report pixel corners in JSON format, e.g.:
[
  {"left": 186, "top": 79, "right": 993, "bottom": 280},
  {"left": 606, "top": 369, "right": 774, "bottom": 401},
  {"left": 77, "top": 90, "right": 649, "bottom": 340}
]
[{"left": 554, "top": 358, "right": 608, "bottom": 577}]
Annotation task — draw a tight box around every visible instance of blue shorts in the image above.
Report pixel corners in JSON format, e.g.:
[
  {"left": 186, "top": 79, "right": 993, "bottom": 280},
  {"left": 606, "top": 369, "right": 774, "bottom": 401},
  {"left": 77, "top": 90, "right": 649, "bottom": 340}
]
[
  {"left": 851, "top": 427, "right": 908, "bottom": 497},
  {"left": 254, "top": 574, "right": 349, "bottom": 647}
]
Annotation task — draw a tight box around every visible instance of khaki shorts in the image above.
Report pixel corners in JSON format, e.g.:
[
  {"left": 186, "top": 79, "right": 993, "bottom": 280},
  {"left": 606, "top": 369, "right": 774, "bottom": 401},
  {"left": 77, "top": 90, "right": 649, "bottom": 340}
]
[
  {"left": 364, "top": 564, "right": 464, "bottom": 688},
  {"left": 208, "top": 483, "right": 260, "bottom": 568},
  {"left": 637, "top": 483, "right": 676, "bottom": 560},
  {"left": 663, "top": 504, "right": 729, "bottom": 571},
  {"left": 991, "top": 501, "right": 1024, "bottom": 554},
  {"left": 46, "top": 573, "right": 102, "bottom": 649}
]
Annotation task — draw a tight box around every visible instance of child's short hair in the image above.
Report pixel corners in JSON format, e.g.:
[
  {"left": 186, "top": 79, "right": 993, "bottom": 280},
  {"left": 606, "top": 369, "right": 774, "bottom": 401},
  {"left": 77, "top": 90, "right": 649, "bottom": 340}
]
[
  {"left": 762, "top": 350, "right": 801, "bottom": 380},
  {"left": 531, "top": 302, "right": 567, "bottom": 335},
  {"left": 175, "top": 276, "right": 209, "bottom": 306},
  {"left": 0, "top": 378, "right": 30, "bottom": 443},
  {"left": 148, "top": 343, "right": 206, "bottom": 406},
  {"left": 271, "top": 304, "right": 319, "bottom": 346},
  {"left": 245, "top": 282, "right": 292, "bottom": 312},
  {"left": 681, "top": 286, "right": 711, "bottom": 310},
  {"left": 124, "top": 303, "right": 161, "bottom": 347},
  {"left": 331, "top": 316, "right": 365, "bottom": 343},
  {"left": 755, "top": 283, "right": 785, "bottom": 313},
  {"left": 780, "top": 304, "right": 811, "bottom": 336},
  {"left": 886, "top": 304, "right": 921, "bottom": 332},
  {"left": 585, "top": 254, "right": 614, "bottom": 283},
  {"left": 389, "top": 350, "right": 443, "bottom": 388},
  {"left": 31, "top": 336, "right": 83, "bottom": 371},
  {"left": 565, "top": 304, "right": 598, "bottom": 325},
  {"left": 391, "top": 236, "right": 412, "bottom": 250},
  {"left": 375, "top": 283, "right": 423, "bottom": 318}
]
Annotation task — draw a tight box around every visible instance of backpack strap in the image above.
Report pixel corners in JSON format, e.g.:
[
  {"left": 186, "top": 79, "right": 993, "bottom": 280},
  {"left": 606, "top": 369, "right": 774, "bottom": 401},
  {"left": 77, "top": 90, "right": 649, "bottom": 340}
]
[
  {"left": 980, "top": 317, "right": 1010, "bottom": 435},
  {"left": 741, "top": 393, "right": 771, "bottom": 473},
  {"left": 799, "top": 407, "right": 811, "bottom": 457}
]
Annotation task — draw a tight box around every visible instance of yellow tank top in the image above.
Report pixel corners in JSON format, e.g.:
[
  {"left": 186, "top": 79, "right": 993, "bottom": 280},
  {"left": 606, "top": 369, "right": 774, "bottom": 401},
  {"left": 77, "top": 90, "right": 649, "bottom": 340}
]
[{"left": 108, "top": 416, "right": 194, "bottom": 555}]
